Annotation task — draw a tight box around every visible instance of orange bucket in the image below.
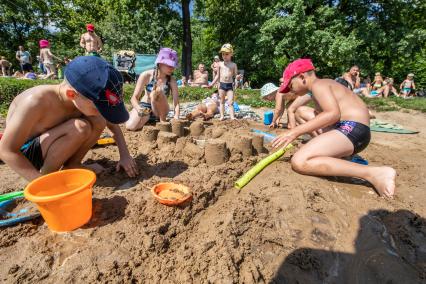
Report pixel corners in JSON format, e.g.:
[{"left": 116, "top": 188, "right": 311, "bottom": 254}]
[
  {"left": 24, "top": 169, "right": 96, "bottom": 232},
  {"left": 151, "top": 183, "right": 192, "bottom": 206}
]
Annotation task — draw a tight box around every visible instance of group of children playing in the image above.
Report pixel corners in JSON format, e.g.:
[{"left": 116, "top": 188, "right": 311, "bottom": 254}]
[{"left": 0, "top": 43, "right": 396, "bottom": 199}]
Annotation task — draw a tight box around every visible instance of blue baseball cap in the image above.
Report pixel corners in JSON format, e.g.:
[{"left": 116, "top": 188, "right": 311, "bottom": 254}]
[{"left": 64, "top": 56, "right": 129, "bottom": 124}]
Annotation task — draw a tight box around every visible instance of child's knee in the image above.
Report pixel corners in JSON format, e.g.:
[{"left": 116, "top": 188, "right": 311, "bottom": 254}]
[
  {"left": 73, "top": 119, "right": 92, "bottom": 137},
  {"left": 291, "top": 153, "right": 308, "bottom": 174},
  {"left": 126, "top": 115, "right": 144, "bottom": 131},
  {"left": 125, "top": 121, "right": 138, "bottom": 131}
]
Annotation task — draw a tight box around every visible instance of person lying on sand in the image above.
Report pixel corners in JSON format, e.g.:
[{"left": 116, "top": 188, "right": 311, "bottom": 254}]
[
  {"left": 0, "top": 56, "right": 138, "bottom": 181},
  {"left": 186, "top": 91, "right": 220, "bottom": 121},
  {"left": 272, "top": 59, "right": 396, "bottom": 197}
]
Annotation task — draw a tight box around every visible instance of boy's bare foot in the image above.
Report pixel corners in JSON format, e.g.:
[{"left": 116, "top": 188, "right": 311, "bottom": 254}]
[
  {"left": 368, "top": 167, "right": 396, "bottom": 197},
  {"left": 219, "top": 116, "right": 225, "bottom": 121}
]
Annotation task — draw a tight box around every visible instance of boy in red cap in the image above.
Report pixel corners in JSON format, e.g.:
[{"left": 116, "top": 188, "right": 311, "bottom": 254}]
[
  {"left": 80, "top": 24, "right": 103, "bottom": 57},
  {"left": 0, "top": 56, "right": 137, "bottom": 181},
  {"left": 272, "top": 59, "right": 396, "bottom": 197}
]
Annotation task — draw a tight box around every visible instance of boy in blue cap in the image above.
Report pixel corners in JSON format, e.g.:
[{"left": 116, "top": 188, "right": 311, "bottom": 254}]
[{"left": 0, "top": 56, "right": 138, "bottom": 181}]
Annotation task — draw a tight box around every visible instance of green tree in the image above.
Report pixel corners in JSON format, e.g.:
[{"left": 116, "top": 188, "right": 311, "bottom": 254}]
[{"left": 0, "top": 0, "right": 50, "bottom": 65}]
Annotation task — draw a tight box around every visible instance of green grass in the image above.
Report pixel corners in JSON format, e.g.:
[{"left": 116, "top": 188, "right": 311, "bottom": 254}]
[
  {"left": 362, "top": 97, "right": 426, "bottom": 112},
  {"left": 1, "top": 78, "right": 425, "bottom": 114}
]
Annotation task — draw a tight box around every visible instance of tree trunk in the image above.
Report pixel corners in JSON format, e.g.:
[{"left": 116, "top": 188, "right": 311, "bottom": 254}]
[{"left": 181, "top": 0, "right": 192, "bottom": 77}]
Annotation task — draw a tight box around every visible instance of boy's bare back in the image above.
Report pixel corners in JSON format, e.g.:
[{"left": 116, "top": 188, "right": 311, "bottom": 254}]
[
  {"left": 312, "top": 78, "right": 370, "bottom": 125},
  {"left": 7, "top": 85, "right": 81, "bottom": 144}
]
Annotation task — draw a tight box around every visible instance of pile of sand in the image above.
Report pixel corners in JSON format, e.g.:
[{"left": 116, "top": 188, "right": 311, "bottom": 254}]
[{"left": 0, "top": 112, "right": 425, "bottom": 283}]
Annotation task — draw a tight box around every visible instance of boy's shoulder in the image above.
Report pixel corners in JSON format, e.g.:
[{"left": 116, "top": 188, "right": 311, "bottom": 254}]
[
  {"left": 312, "top": 78, "right": 342, "bottom": 93},
  {"left": 141, "top": 69, "right": 155, "bottom": 77},
  {"left": 17, "top": 85, "right": 57, "bottom": 104}
]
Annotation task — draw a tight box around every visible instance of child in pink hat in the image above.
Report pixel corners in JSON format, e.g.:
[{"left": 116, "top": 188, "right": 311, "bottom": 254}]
[
  {"left": 126, "top": 47, "right": 180, "bottom": 131},
  {"left": 39, "top": 39, "right": 61, "bottom": 79},
  {"left": 272, "top": 58, "right": 396, "bottom": 197}
]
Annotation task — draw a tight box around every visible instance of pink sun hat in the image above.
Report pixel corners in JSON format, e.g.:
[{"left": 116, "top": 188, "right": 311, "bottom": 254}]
[
  {"left": 39, "top": 39, "right": 49, "bottom": 48},
  {"left": 155, "top": 47, "right": 178, "bottom": 68}
]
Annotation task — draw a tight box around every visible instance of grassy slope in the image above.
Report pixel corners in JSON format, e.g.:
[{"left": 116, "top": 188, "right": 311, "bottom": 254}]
[{"left": 1, "top": 78, "right": 425, "bottom": 115}]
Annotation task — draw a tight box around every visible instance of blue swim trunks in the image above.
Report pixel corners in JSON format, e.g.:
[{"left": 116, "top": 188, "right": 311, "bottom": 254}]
[
  {"left": 219, "top": 82, "right": 233, "bottom": 91},
  {"left": 335, "top": 121, "right": 371, "bottom": 154},
  {"left": 20, "top": 136, "right": 44, "bottom": 170}
]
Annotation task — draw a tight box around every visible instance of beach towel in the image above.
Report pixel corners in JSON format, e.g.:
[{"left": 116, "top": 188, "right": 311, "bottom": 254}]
[{"left": 370, "top": 120, "right": 418, "bottom": 134}]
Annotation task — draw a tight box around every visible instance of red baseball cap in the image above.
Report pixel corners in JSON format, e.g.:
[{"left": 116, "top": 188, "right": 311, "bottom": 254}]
[
  {"left": 279, "top": 58, "right": 315, "bottom": 93},
  {"left": 86, "top": 24, "right": 95, "bottom": 31}
]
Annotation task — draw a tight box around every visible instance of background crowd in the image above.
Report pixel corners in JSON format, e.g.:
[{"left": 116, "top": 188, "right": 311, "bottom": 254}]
[{"left": 0, "top": 0, "right": 425, "bottom": 90}]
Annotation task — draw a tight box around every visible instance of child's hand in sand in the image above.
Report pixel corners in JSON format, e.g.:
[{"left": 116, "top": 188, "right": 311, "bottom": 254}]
[
  {"left": 269, "top": 122, "right": 277, "bottom": 129},
  {"left": 271, "top": 130, "right": 298, "bottom": 148},
  {"left": 116, "top": 154, "right": 138, "bottom": 178}
]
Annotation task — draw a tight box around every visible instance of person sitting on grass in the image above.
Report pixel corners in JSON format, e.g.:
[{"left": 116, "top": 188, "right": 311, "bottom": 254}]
[
  {"left": 0, "top": 56, "right": 138, "bottom": 181},
  {"left": 399, "top": 73, "right": 416, "bottom": 98},
  {"left": 186, "top": 90, "right": 220, "bottom": 121},
  {"left": 382, "top": 78, "right": 398, "bottom": 98},
  {"left": 191, "top": 63, "right": 209, "bottom": 87},
  {"left": 369, "top": 72, "right": 384, "bottom": 97},
  {"left": 338, "top": 65, "right": 361, "bottom": 91},
  {"left": 208, "top": 43, "right": 238, "bottom": 120},
  {"left": 272, "top": 59, "right": 396, "bottom": 197},
  {"left": 125, "top": 48, "right": 180, "bottom": 131},
  {"left": 177, "top": 76, "right": 187, "bottom": 87}
]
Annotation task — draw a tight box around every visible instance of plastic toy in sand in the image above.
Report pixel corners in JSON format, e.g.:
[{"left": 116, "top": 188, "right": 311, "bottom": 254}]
[
  {"left": 251, "top": 129, "right": 277, "bottom": 143},
  {"left": 350, "top": 155, "right": 368, "bottom": 165},
  {"left": 0, "top": 191, "right": 24, "bottom": 202},
  {"left": 235, "top": 144, "right": 294, "bottom": 189},
  {"left": 24, "top": 169, "right": 96, "bottom": 232},
  {"left": 97, "top": 134, "right": 115, "bottom": 145},
  {"left": 151, "top": 183, "right": 192, "bottom": 206},
  {"left": 0, "top": 195, "right": 40, "bottom": 227}
]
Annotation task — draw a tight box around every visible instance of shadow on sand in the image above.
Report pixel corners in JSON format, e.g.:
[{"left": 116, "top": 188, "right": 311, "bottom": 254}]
[{"left": 271, "top": 209, "right": 426, "bottom": 283}]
